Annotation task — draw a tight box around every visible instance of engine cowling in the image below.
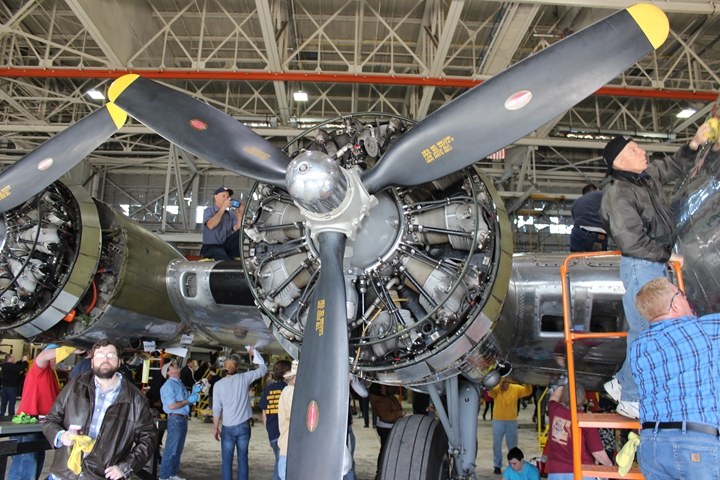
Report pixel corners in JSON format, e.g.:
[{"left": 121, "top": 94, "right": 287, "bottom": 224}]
[{"left": 0, "top": 179, "right": 184, "bottom": 348}]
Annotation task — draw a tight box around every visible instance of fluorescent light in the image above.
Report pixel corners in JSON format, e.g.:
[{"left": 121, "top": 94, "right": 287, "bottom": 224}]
[
  {"left": 676, "top": 108, "right": 697, "bottom": 118},
  {"left": 87, "top": 89, "right": 105, "bottom": 100},
  {"left": 293, "top": 91, "right": 308, "bottom": 102}
]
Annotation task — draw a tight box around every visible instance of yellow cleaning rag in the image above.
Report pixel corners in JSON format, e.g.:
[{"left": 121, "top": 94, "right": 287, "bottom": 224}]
[
  {"left": 55, "top": 346, "right": 77, "bottom": 364},
  {"left": 616, "top": 431, "right": 640, "bottom": 476},
  {"left": 67, "top": 435, "right": 96, "bottom": 474}
]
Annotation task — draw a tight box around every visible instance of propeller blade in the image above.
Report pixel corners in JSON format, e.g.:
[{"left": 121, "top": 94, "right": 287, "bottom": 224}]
[
  {"left": 362, "top": 4, "right": 669, "bottom": 193},
  {"left": 287, "top": 231, "right": 349, "bottom": 480},
  {"left": 108, "top": 75, "right": 290, "bottom": 189},
  {"left": 0, "top": 104, "right": 126, "bottom": 213}
]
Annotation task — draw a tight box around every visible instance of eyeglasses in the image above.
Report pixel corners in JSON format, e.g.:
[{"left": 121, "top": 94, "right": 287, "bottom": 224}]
[
  {"left": 668, "top": 289, "right": 685, "bottom": 312},
  {"left": 94, "top": 352, "right": 118, "bottom": 359}
]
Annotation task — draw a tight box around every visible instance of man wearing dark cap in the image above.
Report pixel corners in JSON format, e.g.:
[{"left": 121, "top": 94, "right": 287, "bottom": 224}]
[
  {"left": 599, "top": 122, "right": 714, "bottom": 418},
  {"left": 202, "top": 186, "right": 244, "bottom": 260}
]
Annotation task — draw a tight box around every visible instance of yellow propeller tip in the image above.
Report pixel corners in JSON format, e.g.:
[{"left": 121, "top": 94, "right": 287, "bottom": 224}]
[
  {"left": 627, "top": 3, "right": 669, "bottom": 50},
  {"left": 105, "top": 102, "right": 127, "bottom": 129},
  {"left": 108, "top": 74, "right": 140, "bottom": 102}
]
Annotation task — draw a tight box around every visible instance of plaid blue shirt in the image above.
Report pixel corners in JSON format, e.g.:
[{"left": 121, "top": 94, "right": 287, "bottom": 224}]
[
  {"left": 630, "top": 313, "right": 720, "bottom": 426},
  {"left": 89, "top": 373, "right": 123, "bottom": 440}
]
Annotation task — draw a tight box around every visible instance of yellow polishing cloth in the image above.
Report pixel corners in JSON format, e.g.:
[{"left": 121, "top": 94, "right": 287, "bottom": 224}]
[
  {"left": 67, "top": 435, "right": 95, "bottom": 474},
  {"left": 56, "top": 346, "right": 77, "bottom": 364},
  {"left": 616, "top": 431, "right": 640, "bottom": 476},
  {"left": 707, "top": 117, "right": 719, "bottom": 143}
]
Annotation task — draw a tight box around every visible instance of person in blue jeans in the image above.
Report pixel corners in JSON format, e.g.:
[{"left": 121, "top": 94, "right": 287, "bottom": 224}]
[
  {"left": 258, "top": 360, "right": 291, "bottom": 480},
  {"left": 569, "top": 185, "right": 608, "bottom": 253},
  {"left": 1, "top": 354, "right": 28, "bottom": 417},
  {"left": 632, "top": 278, "right": 720, "bottom": 480},
  {"left": 160, "top": 361, "right": 200, "bottom": 480},
  {"left": 213, "top": 348, "right": 267, "bottom": 480},
  {"left": 599, "top": 123, "right": 716, "bottom": 418}
]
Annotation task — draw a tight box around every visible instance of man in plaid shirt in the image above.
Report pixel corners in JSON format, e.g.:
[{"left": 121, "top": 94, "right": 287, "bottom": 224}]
[{"left": 631, "top": 277, "right": 720, "bottom": 479}]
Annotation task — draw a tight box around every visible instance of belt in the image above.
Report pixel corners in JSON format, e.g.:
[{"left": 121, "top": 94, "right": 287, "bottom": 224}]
[
  {"left": 642, "top": 421, "right": 720, "bottom": 436},
  {"left": 168, "top": 413, "right": 187, "bottom": 418},
  {"left": 578, "top": 227, "right": 606, "bottom": 236}
]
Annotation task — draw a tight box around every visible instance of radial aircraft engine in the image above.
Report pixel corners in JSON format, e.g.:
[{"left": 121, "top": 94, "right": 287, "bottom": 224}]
[{"left": 0, "top": 4, "right": 670, "bottom": 479}]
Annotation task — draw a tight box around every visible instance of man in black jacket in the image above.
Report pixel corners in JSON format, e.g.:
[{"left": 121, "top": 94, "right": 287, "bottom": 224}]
[
  {"left": 1, "top": 353, "right": 27, "bottom": 416},
  {"left": 180, "top": 358, "right": 196, "bottom": 390},
  {"left": 600, "top": 121, "right": 718, "bottom": 418},
  {"left": 42, "top": 340, "right": 158, "bottom": 480}
]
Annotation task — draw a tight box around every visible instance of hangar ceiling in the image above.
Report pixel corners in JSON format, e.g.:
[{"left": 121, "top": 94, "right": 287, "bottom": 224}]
[{"left": 1, "top": 0, "right": 718, "bottom": 251}]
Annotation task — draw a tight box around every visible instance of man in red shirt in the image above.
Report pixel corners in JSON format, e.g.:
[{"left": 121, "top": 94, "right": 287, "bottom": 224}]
[{"left": 9, "top": 345, "right": 79, "bottom": 480}]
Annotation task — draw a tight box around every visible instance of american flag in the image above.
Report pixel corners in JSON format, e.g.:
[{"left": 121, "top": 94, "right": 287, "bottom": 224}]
[{"left": 487, "top": 148, "right": 506, "bottom": 160}]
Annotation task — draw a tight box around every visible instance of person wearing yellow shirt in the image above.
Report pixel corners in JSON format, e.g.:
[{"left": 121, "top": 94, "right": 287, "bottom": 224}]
[{"left": 489, "top": 379, "right": 533, "bottom": 475}]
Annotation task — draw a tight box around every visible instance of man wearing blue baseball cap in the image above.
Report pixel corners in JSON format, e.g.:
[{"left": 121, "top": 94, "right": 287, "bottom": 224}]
[{"left": 201, "top": 186, "right": 244, "bottom": 260}]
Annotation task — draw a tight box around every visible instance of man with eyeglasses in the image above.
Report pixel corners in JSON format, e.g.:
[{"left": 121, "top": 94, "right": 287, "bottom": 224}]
[
  {"left": 600, "top": 121, "right": 720, "bottom": 419},
  {"left": 42, "top": 339, "right": 158, "bottom": 480},
  {"left": 631, "top": 277, "right": 720, "bottom": 479}
]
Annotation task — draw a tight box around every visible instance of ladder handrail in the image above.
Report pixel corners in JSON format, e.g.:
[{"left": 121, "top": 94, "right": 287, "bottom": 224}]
[{"left": 560, "top": 251, "right": 683, "bottom": 480}]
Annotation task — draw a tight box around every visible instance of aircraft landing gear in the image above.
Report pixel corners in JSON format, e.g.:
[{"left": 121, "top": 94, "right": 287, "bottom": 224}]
[
  {"left": 378, "top": 376, "right": 480, "bottom": 480},
  {"left": 377, "top": 414, "right": 451, "bottom": 480}
]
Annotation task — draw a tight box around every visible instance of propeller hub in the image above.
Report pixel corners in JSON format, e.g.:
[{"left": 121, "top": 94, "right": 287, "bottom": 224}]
[{"left": 286, "top": 151, "right": 347, "bottom": 214}]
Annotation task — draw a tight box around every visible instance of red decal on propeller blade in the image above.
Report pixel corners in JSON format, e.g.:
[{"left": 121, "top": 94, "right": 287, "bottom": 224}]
[
  {"left": 306, "top": 400, "right": 319, "bottom": 432},
  {"left": 189, "top": 119, "right": 208, "bottom": 130}
]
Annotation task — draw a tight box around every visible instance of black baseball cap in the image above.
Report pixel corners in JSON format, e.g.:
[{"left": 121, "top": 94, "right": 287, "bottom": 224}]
[{"left": 214, "top": 186, "right": 234, "bottom": 196}]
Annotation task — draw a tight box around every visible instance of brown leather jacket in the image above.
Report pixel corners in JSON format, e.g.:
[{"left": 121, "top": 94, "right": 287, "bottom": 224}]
[
  {"left": 42, "top": 372, "right": 158, "bottom": 480},
  {"left": 369, "top": 393, "right": 405, "bottom": 424}
]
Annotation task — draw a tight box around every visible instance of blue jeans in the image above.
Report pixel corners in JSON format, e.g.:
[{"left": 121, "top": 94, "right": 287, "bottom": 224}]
[
  {"left": 8, "top": 433, "right": 45, "bottom": 480},
  {"left": 618, "top": 257, "right": 667, "bottom": 402},
  {"left": 492, "top": 419, "right": 518, "bottom": 469},
  {"left": 639, "top": 427, "right": 720, "bottom": 480},
  {"left": 221, "top": 421, "right": 251, "bottom": 480},
  {"left": 2, "top": 386, "right": 18, "bottom": 416},
  {"left": 201, "top": 230, "right": 241, "bottom": 261},
  {"left": 343, "top": 426, "right": 356, "bottom": 480},
  {"left": 570, "top": 227, "right": 608, "bottom": 253},
  {"left": 278, "top": 455, "right": 287, "bottom": 480},
  {"left": 160, "top": 415, "right": 188, "bottom": 479},
  {"left": 548, "top": 474, "right": 595, "bottom": 480},
  {"left": 270, "top": 438, "right": 281, "bottom": 480}
]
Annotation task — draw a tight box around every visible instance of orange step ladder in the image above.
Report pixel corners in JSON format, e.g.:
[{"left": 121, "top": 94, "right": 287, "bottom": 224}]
[{"left": 560, "top": 251, "right": 684, "bottom": 480}]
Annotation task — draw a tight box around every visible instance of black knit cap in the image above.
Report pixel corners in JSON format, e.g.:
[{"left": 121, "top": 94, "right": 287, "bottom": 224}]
[{"left": 603, "top": 135, "right": 633, "bottom": 173}]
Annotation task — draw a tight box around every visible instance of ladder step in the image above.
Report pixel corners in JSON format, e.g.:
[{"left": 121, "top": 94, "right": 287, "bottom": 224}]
[
  {"left": 582, "top": 464, "right": 644, "bottom": 479},
  {"left": 578, "top": 412, "right": 640, "bottom": 429}
]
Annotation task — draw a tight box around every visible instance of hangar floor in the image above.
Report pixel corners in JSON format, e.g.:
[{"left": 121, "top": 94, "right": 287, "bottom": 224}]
[{"left": 31, "top": 402, "right": 542, "bottom": 480}]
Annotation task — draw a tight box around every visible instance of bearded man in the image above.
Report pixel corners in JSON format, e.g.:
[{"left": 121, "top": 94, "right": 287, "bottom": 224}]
[{"left": 42, "top": 340, "right": 158, "bottom": 480}]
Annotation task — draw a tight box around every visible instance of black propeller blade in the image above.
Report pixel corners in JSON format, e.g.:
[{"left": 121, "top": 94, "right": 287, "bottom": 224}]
[
  {"left": 108, "top": 75, "right": 291, "bottom": 189},
  {"left": 287, "top": 231, "right": 349, "bottom": 480},
  {"left": 0, "top": 104, "right": 126, "bottom": 213},
  {"left": 361, "top": 4, "right": 669, "bottom": 194}
]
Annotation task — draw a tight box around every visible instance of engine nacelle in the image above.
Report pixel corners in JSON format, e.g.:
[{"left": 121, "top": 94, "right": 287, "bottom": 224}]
[{"left": 0, "top": 180, "right": 184, "bottom": 348}]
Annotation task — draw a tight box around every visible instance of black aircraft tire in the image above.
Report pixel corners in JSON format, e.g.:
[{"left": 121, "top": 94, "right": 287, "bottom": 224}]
[{"left": 378, "top": 414, "right": 451, "bottom": 480}]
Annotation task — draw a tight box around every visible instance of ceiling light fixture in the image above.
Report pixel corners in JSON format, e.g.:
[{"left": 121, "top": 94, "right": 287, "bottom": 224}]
[
  {"left": 293, "top": 91, "right": 308, "bottom": 102},
  {"left": 87, "top": 89, "right": 105, "bottom": 100},
  {"left": 676, "top": 108, "right": 697, "bottom": 118}
]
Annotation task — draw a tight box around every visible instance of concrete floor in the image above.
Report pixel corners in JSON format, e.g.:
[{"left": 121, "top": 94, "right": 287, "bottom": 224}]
[{"left": 29, "top": 402, "right": 542, "bottom": 480}]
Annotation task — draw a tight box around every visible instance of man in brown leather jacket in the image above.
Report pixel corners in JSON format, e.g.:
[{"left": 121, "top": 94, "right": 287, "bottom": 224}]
[{"left": 42, "top": 340, "right": 158, "bottom": 480}]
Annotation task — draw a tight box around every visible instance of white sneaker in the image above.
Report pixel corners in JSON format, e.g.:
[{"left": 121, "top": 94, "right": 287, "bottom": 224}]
[
  {"left": 616, "top": 401, "right": 640, "bottom": 419},
  {"left": 604, "top": 377, "right": 622, "bottom": 403},
  {"left": 169, "top": 476, "right": 186, "bottom": 480}
]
